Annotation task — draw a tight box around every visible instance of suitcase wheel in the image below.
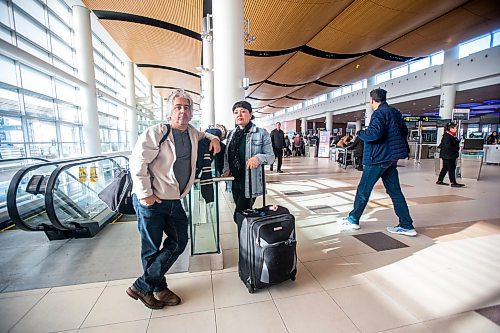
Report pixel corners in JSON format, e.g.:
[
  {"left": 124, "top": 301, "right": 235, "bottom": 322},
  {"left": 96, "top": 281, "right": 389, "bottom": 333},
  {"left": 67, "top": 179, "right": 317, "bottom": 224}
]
[
  {"left": 247, "top": 284, "right": 255, "bottom": 294},
  {"left": 290, "top": 274, "right": 296, "bottom": 281}
]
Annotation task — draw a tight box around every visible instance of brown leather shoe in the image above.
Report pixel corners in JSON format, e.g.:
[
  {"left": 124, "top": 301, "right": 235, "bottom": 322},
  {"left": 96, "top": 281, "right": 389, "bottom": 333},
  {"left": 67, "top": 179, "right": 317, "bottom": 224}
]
[
  {"left": 154, "top": 288, "right": 181, "bottom": 306},
  {"left": 126, "top": 286, "right": 164, "bottom": 310}
]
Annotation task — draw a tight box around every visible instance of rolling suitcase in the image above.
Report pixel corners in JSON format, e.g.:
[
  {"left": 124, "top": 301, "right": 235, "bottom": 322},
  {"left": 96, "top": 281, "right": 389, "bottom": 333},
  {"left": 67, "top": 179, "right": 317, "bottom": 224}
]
[{"left": 236, "top": 165, "right": 297, "bottom": 293}]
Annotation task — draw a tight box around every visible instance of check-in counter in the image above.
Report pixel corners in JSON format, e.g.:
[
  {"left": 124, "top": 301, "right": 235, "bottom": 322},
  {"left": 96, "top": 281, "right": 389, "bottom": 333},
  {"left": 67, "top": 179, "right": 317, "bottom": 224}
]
[
  {"left": 461, "top": 150, "right": 484, "bottom": 180},
  {"left": 484, "top": 145, "right": 500, "bottom": 164}
]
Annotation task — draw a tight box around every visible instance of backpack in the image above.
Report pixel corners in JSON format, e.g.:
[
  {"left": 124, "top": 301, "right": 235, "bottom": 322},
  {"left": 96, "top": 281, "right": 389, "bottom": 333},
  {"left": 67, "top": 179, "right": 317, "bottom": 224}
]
[{"left": 98, "top": 124, "right": 171, "bottom": 214}]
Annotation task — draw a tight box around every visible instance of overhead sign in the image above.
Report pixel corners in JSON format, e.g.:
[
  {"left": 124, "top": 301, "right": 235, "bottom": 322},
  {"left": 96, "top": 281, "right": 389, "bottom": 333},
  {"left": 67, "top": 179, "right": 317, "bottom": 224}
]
[
  {"left": 452, "top": 108, "right": 470, "bottom": 121},
  {"left": 318, "top": 130, "right": 331, "bottom": 158},
  {"left": 404, "top": 116, "right": 441, "bottom": 122}
]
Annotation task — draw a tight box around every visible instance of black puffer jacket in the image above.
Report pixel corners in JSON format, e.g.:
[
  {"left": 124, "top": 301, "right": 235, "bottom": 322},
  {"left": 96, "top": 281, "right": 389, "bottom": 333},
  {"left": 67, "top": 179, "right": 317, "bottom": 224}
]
[{"left": 439, "top": 132, "right": 460, "bottom": 159}]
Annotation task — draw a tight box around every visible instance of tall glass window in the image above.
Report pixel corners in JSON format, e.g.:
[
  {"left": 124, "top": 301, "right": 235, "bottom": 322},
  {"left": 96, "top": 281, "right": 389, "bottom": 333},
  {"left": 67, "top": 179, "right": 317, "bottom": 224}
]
[{"left": 459, "top": 34, "right": 491, "bottom": 58}]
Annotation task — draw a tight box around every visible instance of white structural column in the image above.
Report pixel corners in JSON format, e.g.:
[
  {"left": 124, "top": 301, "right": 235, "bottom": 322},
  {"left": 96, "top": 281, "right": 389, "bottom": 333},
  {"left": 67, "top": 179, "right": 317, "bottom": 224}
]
[
  {"left": 437, "top": 46, "right": 460, "bottom": 144},
  {"left": 365, "top": 76, "right": 377, "bottom": 126},
  {"left": 73, "top": 6, "right": 100, "bottom": 156},
  {"left": 125, "top": 61, "right": 138, "bottom": 148},
  {"left": 301, "top": 117, "right": 307, "bottom": 134},
  {"left": 325, "top": 111, "right": 332, "bottom": 133},
  {"left": 200, "top": 17, "right": 215, "bottom": 130},
  {"left": 312, "top": 122, "right": 316, "bottom": 132},
  {"left": 213, "top": 0, "right": 245, "bottom": 131}
]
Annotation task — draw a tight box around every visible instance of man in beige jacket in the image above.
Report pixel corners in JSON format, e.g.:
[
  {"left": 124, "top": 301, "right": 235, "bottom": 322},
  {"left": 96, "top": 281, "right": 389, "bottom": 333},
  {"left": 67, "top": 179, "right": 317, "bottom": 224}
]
[{"left": 126, "top": 89, "right": 220, "bottom": 309}]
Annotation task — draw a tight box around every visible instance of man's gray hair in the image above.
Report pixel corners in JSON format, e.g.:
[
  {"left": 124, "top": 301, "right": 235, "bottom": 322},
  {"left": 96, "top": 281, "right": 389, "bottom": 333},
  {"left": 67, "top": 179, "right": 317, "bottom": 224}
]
[{"left": 167, "top": 89, "right": 193, "bottom": 110}]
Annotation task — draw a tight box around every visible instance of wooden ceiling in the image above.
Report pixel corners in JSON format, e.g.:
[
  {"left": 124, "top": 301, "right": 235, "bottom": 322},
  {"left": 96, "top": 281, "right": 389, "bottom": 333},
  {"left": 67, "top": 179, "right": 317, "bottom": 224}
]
[{"left": 82, "top": 0, "right": 500, "bottom": 116}]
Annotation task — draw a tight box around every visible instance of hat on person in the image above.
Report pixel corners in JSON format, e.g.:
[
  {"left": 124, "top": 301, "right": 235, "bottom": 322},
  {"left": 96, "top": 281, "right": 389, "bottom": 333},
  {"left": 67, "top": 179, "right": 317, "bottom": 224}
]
[{"left": 232, "top": 101, "right": 252, "bottom": 113}]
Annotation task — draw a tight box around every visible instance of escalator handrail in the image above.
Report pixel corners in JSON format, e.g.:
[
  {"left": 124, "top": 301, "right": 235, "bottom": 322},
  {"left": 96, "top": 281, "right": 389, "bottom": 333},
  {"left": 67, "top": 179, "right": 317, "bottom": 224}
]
[
  {"left": 44, "top": 155, "right": 129, "bottom": 231},
  {"left": 6, "top": 155, "right": 107, "bottom": 231},
  {"left": 0, "top": 157, "right": 50, "bottom": 164}
]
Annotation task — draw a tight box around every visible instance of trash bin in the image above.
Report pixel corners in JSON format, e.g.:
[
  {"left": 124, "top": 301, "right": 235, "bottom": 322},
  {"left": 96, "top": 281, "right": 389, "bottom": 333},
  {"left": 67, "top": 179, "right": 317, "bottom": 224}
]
[
  {"left": 460, "top": 150, "right": 484, "bottom": 180},
  {"left": 308, "top": 146, "right": 316, "bottom": 158},
  {"left": 434, "top": 152, "right": 442, "bottom": 175}
]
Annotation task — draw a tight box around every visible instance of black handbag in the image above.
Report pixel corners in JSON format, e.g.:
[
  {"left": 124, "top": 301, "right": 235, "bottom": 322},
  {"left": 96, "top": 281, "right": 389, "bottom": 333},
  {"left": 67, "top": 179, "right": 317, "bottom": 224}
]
[{"left": 98, "top": 124, "right": 171, "bottom": 214}]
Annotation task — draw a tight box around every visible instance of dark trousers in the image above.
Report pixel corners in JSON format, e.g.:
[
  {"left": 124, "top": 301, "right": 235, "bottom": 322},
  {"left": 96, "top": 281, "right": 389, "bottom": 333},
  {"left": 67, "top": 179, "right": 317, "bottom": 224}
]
[
  {"left": 349, "top": 161, "right": 414, "bottom": 230},
  {"left": 232, "top": 184, "right": 254, "bottom": 234},
  {"left": 438, "top": 158, "right": 457, "bottom": 184},
  {"left": 271, "top": 148, "right": 283, "bottom": 171},
  {"left": 132, "top": 195, "right": 189, "bottom": 295}
]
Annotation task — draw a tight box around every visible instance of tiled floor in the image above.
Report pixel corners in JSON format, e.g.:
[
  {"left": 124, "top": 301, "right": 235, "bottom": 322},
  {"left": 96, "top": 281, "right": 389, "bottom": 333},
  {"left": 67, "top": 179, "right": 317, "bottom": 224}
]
[{"left": 1, "top": 158, "right": 500, "bottom": 332}]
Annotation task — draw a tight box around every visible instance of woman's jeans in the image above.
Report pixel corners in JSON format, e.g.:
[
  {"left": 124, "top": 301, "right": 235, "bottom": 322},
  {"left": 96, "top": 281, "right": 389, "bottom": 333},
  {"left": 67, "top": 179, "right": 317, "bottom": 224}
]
[
  {"left": 438, "top": 158, "right": 457, "bottom": 184},
  {"left": 348, "top": 161, "right": 414, "bottom": 230},
  {"left": 132, "top": 195, "right": 189, "bottom": 295}
]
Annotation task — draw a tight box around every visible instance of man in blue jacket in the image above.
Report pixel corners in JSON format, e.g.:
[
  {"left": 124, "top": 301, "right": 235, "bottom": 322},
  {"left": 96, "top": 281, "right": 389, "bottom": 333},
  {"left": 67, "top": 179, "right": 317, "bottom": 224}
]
[{"left": 339, "top": 88, "right": 417, "bottom": 236}]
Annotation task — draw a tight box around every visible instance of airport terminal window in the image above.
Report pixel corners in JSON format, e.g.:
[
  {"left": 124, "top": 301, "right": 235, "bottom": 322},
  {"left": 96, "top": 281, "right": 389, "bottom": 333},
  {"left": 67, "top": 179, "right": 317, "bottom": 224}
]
[
  {"left": 493, "top": 31, "right": 500, "bottom": 47},
  {"left": 459, "top": 34, "right": 491, "bottom": 58},
  {"left": 13, "top": 0, "right": 46, "bottom": 26},
  {"left": 54, "top": 80, "right": 77, "bottom": 104},
  {"left": 20, "top": 65, "right": 53, "bottom": 97},
  {"left": 47, "top": 0, "right": 70, "bottom": 23},
  {"left": 48, "top": 13, "right": 71, "bottom": 43},
  {"left": 0, "top": 26, "right": 11, "bottom": 43},
  {"left": 375, "top": 72, "right": 390, "bottom": 84},
  {"left": 23, "top": 95, "right": 55, "bottom": 119},
  {"left": 431, "top": 51, "right": 444, "bottom": 66},
  {"left": 0, "top": 55, "right": 18, "bottom": 86},
  {"left": 0, "top": 87, "right": 21, "bottom": 113},
  {"left": 0, "top": 0, "right": 10, "bottom": 27},
  {"left": 57, "top": 104, "right": 79, "bottom": 123},
  {"left": 51, "top": 37, "right": 73, "bottom": 66},
  {"left": 351, "top": 81, "right": 363, "bottom": 92},
  {"left": 391, "top": 65, "right": 408, "bottom": 79},
  {"left": 14, "top": 10, "right": 48, "bottom": 50},
  {"left": 409, "top": 57, "right": 430, "bottom": 73}
]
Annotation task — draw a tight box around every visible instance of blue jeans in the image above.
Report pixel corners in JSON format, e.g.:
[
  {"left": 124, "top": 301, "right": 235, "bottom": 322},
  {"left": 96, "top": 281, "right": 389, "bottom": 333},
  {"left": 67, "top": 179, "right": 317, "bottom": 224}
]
[
  {"left": 348, "top": 161, "right": 414, "bottom": 230},
  {"left": 132, "top": 195, "right": 189, "bottom": 294}
]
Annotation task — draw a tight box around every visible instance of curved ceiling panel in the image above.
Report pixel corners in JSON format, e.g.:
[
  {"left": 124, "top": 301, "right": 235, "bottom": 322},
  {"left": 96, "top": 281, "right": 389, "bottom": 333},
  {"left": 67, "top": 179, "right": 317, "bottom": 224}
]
[
  {"left": 247, "top": 82, "right": 301, "bottom": 100},
  {"left": 307, "top": 0, "right": 468, "bottom": 53},
  {"left": 322, "top": 55, "right": 394, "bottom": 86},
  {"left": 99, "top": 21, "right": 201, "bottom": 73},
  {"left": 244, "top": 0, "right": 354, "bottom": 50},
  {"left": 245, "top": 54, "right": 293, "bottom": 83},
  {"left": 384, "top": 0, "right": 500, "bottom": 56},
  {"left": 287, "top": 84, "right": 335, "bottom": 100},
  {"left": 83, "top": 0, "right": 202, "bottom": 32},
  {"left": 268, "top": 53, "right": 352, "bottom": 85},
  {"left": 137, "top": 67, "right": 200, "bottom": 98}
]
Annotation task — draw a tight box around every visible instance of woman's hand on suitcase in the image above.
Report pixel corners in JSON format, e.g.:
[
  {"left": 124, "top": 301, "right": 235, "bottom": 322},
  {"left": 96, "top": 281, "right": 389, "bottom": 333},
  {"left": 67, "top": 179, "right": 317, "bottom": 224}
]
[{"left": 246, "top": 157, "right": 260, "bottom": 169}]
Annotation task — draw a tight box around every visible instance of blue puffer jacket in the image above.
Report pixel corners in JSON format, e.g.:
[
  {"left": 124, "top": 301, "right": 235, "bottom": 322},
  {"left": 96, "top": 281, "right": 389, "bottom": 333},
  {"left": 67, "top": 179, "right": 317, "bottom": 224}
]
[{"left": 359, "top": 102, "right": 409, "bottom": 166}]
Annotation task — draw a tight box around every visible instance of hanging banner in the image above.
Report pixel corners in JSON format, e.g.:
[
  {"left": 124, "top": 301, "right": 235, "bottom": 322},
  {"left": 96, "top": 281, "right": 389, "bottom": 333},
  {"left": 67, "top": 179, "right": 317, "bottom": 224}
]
[
  {"left": 318, "top": 130, "right": 331, "bottom": 158},
  {"left": 78, "top": 167, "right": 87, "bottom": 182},
  {"left": 90, "top": 166, "right": 98, "bottom": 182}
]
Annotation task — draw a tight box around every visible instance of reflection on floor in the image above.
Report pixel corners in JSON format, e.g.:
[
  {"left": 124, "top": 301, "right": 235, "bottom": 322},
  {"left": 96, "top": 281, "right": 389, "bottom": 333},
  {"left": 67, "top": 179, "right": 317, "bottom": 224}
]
[{"left": 1, "top": 158, "right": 499, "bottom": 332}]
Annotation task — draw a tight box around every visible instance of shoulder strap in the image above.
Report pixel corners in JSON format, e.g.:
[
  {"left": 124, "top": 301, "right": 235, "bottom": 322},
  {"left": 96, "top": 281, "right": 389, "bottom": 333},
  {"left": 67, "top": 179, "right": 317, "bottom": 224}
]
[{"left": 159, "top": 124, "right": 171, "bottom": 147}]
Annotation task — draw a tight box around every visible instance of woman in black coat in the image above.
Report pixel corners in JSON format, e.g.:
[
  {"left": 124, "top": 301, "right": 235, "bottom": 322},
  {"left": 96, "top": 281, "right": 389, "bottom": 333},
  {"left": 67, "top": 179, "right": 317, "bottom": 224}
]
[{"left": 436, "top": 122, "right": 464, "bottom": 187}]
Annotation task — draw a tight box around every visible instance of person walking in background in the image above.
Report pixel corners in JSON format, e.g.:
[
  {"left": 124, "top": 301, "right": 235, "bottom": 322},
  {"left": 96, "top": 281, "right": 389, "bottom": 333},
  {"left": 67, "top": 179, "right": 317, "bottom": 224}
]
[
  {"left": 223, "top": 101, "right": 274, "bottom": 234},
  {"left": 270, "top": 121, "right": 286, "bottom": 173},
  {"left": 486, "top": 130, "right": 498, "bottom": 145},
  {"left": 339, "top": 88, "right": 417, "bottom": 237},
  {"left": 284, "top": 135, "right": 291, "bottom": 157},
  {"left": 127, "top": 89, "right": 220, "bottom": 309},
  {"left": 436, "top": 122, "right": 465, "bottom": 187}
]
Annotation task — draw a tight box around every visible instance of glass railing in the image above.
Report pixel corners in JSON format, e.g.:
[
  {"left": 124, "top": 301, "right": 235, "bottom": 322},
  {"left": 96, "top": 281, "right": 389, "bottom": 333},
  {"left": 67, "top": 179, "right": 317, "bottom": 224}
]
[
  {"left": 188, "top": 176, "right": 230, "bottom": 255},
  {"left": 45, "top": 156, "right": 129, "bottom": 237}
]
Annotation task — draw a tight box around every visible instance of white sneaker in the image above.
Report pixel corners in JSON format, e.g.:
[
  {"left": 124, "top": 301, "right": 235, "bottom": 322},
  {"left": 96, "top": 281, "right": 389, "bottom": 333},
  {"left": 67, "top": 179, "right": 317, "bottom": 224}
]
[
  {"left": 338, "top": 217, "right": 360, "bottom": 231},
  {"left": 386, "top": 226, "right": 417, "bottom": 237}
]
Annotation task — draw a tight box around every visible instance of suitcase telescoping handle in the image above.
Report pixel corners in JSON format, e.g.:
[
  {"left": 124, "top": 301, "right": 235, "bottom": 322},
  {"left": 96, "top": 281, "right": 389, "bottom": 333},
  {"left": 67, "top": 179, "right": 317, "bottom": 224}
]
[{"left": 247, "top": 164, "right": 266, "bottom": 208}]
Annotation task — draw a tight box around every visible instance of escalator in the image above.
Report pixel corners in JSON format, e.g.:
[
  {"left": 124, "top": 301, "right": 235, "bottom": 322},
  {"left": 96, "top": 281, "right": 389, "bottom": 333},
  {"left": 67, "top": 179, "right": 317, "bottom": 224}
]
[
  {"left": 44, "top": 156, "right": 129, "bottom": 238},
  {"left": 0, "top": 157, "right": 50, "bottom": 230},
  {"left": 6, "top": 155, "right": 129, "bottom": 240}
]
